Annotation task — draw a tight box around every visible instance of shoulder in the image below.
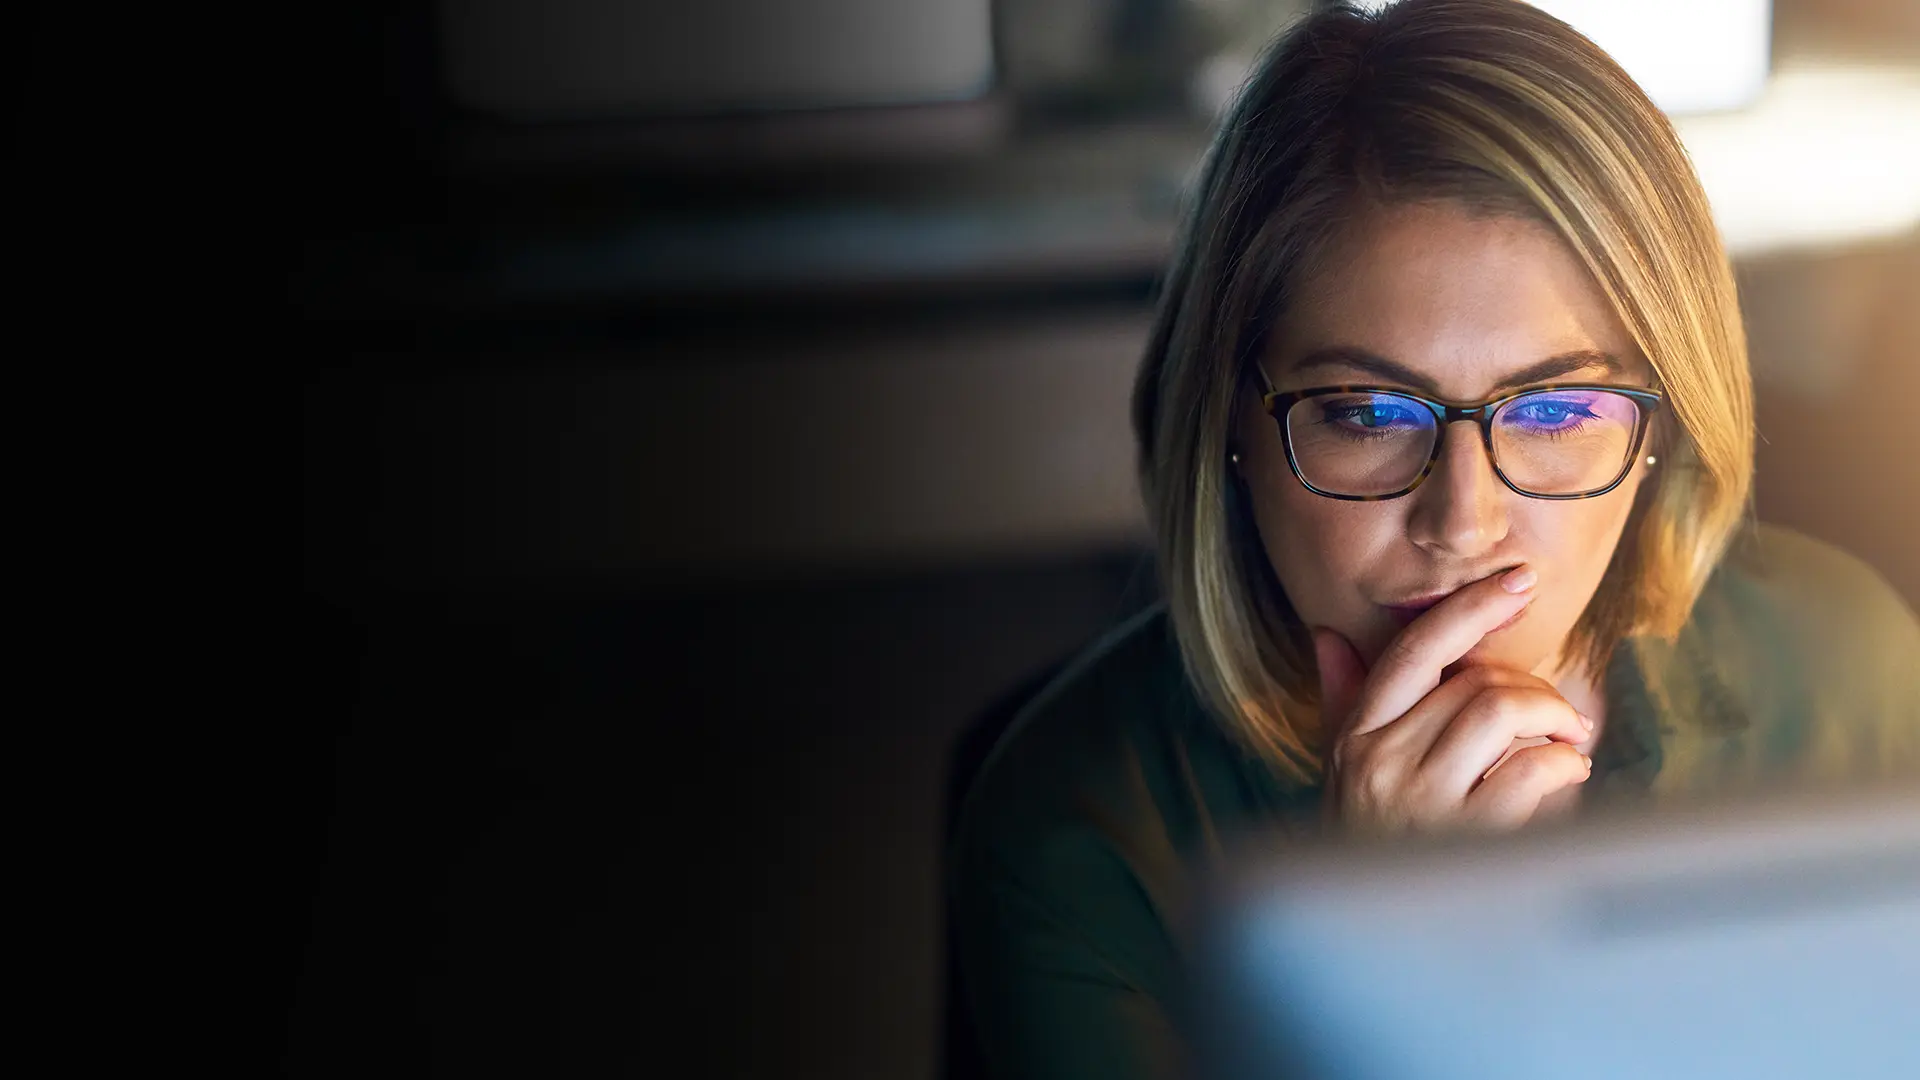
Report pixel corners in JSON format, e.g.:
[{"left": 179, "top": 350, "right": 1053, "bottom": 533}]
[
  {"left": 952, "top": 605, "right": 1219, "bottom": 866},
  {"left": 965, "top": 605, "right": 1190, "bottom": 785},
  {"left": 1703, "top": 523, "right": 1920, "bottom": 678},
  {"left": 1648, "top": 523, "right": 1920, "bottom": 785},
  {"left": 948, "top": 604, "right": 1287, "bottom": 988},
  {"left": 1716, "top": 524, "right": 1913, "bottom": 616}
]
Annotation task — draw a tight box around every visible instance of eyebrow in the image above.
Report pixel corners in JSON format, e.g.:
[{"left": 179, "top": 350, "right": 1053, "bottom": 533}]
[{"left": 1282, "top": 346, "right": 1627, "bottom": 395}]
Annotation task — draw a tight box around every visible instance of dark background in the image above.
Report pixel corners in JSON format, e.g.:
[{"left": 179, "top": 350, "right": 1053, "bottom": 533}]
[{"left": 217, "top": 1, "right": 1920, "bottom": 1075}]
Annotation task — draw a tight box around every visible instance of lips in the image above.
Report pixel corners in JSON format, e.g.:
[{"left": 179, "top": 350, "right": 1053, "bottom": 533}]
[
  {"left": 1379, "top": 571, "right": 1529, "bottom": 628},
  {"left": 1381, "top": 589, "right": 1458, "bottom": 626},
  {"left": 1384, "top": 600, "right": 1442, "bottom": 626},
  {"left": 1384, "top": 600, "right": 1530, "bottom": 631}
]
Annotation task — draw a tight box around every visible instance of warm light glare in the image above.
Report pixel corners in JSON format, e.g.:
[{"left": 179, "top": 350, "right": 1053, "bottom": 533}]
[
  {"left": 1347, "top": 0, "right": 1772, "bottom": 115},
  {"left": 1524, "top": 0, "right": 1771, "bottom": 114},
  {"left": 1678, "top": 64, "right": 1920, "bottom": 256},
  {"left": 1345, "top": 1, "right": 1919, "bottom": 255}
]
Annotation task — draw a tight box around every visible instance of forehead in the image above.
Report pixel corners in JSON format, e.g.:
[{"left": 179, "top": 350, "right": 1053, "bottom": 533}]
[{"left": 1267, "top": 200, "right": 1648, "bottom": 397}]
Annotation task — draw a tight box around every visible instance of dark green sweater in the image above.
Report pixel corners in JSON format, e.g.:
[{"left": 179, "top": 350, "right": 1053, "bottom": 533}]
[{"left": 949, "top": 525, "right": 1920, "bottom": 1080}]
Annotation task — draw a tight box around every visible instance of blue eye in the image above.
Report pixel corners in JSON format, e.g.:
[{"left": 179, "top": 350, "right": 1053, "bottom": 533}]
[
  {"left": 1507, "top": 397, "right": 1598, "bottom": 431},
  {"left": 1323, "top": 398, "right": 1425, "bottom": 431}
]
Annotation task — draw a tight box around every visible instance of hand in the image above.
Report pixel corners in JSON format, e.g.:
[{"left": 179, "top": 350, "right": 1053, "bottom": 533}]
[{"left": 1313, "top": 566, "right": 1593, "bottom": 833}]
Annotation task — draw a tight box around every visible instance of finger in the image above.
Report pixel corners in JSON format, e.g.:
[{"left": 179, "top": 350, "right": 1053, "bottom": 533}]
[
  {"left": 1463, "top": 741, "right": 1591, "bottom": 829},
  {"left": 1312, "top": 626, "right": 1369, "bottom": 751},
  {"left": 1327, "top": 668, "right": 1540, "bottom": 822},
  {"left": 1487, "top": 736, "right": 1553, "bottom": 778},
  {"left": 1421, "top": 685, "right": 1593, "bottom": 792},
  {"left": 1348, "top": 566, "right": 1538, "bottom": 736},
  {"left": 1365, "top": 664, "right": 1546, "bottom": 757}
]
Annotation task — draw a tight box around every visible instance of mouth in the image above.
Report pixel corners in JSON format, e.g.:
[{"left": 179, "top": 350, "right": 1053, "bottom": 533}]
[
  {"left": 1383, "top": 599, "right": 1443, "bottom": 626},
  {"left": 1383, "top": 598, "right": 1530, "bottom": 633},
  {"left": 1379, "top": 569, "right": 1529, "bottom": 628}
]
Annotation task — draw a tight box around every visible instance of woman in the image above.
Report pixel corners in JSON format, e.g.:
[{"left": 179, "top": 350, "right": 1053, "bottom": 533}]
[{"left": 948, "top": 1, "right": 1920, "bottom": 1077}]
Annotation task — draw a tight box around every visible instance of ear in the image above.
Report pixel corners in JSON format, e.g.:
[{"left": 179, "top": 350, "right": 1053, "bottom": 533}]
[{"left": 1645, "top": 411, "right": 1673, "bottom": 463}]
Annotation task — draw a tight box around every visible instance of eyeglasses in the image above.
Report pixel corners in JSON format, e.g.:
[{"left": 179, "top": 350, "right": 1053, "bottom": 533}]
[{"left": 1259, "top": 378, "right": 1663, "bottom": 501}]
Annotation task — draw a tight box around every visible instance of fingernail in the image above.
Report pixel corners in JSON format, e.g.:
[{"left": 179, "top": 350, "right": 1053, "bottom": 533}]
[
  {"left": 1582, "top": 753, "right": 1593, "bottom": 770},
  {"left": 1578, "top": 710, "right": 1594, "bottom": 733},
  {"left": 1500, "top": 566, "right": 1537, "bottom": 593}
]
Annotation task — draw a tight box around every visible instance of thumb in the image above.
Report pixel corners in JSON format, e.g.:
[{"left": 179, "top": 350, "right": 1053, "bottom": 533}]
[{"left": 1311, "top": 626, "right": 1368, "bottom": 749}]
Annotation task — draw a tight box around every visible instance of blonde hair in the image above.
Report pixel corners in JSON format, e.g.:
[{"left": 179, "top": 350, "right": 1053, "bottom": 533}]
[{"left": 1131, "top": 0, "right": 1754, "bottom": 783}]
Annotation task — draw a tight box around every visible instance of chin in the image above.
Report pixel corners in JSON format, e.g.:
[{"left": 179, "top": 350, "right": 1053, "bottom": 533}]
[{"left": 1454, "top": 632, "right": 1555, "bottom": 676}]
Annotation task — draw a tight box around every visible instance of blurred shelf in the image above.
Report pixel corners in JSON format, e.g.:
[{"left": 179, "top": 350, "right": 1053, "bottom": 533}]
[{"left": 294, "top": 117, "right": 1208, "bottom": 324}]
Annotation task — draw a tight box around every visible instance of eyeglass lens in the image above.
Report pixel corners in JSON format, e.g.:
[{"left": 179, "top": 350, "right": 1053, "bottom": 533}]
[{"left": 1284, "top": 389, "right": 1642, "bottom": 497}]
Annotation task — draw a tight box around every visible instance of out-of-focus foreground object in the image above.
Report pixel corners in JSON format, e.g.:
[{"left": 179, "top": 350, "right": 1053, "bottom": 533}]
[{"left": 1199, "top": 784, "right": 1920, "bottom": 1080}]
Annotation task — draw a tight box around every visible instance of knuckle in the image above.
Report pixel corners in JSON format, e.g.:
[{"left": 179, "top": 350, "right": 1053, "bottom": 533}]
[
  {"left": 1518, "top": 670, "right": 1560, "bottom": 693},
  {"left": 1402, "top": 770, "right": 1450, "bottom": 813},
  {"left": 1500, "top": 748, "right": 1551, "bottom": 782},
  {"left": 1459, "top": 665, "right": 1506, "bottom": 692},
  {"left": 1477, "top": 666, "right": 1549, "bottom": 693},
  {"left": 1478, "top": 685, "right": 1566, "bottom": 731},
  {"left": 1332, "top": 732, "right": 1385, "bottom": 777},
  {"left": 1331, "top": 733, "right": 1382, "bottom": 786},
  {"left": 1339, "top": 736, "right": 1385, "bottom": 780},
  {"left": 1504, "top": 744, "right": 1579, "bottom": 785},
  {"left": 1357, "top": 767, "right": 1399, "bottom": 805},
  {"left": 1439, "top": 667, "right": 1488, "bottom": 699},
  {"left": 1470, "top": 686, "right": 1529, "bottom": 726}
]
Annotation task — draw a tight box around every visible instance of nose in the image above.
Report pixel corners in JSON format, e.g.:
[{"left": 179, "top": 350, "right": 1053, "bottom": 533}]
[{"left": 1405, "top": 421, "right": 1510, "bottom": 558}]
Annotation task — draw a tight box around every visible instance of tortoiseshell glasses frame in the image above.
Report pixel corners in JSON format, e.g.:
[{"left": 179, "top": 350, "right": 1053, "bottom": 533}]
[{"left": 1257, "top": 375, "right": 1665, "bottom": 502}]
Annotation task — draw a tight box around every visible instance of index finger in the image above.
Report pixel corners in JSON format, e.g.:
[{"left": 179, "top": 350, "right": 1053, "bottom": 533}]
[{"left": 1347, "top": 565, "right": 1538, "bottom": 736}]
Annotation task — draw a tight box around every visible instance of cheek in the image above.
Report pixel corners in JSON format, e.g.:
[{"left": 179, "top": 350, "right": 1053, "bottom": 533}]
[
  {"left": 1505, "top": 489, "right": 1641, "bottom": 644},
  {"left": 1246, "top": 471, "right": 1402, "bottom": 626},
  {"left": 1522, "top": 476, "right": 1641, "bottom": 583}
]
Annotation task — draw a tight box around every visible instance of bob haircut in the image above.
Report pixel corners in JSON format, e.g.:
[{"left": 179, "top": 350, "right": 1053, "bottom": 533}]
[{"left": 1132, "top": 0, "right": 1754, "bottom": 783}]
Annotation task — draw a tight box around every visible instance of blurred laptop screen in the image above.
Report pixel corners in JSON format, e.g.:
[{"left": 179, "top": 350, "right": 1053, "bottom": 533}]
[{"left": 1197, "top": 787, "right": 1920, "bottom": 1080}]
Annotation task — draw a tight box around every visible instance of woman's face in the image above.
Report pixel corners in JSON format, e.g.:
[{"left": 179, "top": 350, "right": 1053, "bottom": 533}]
[{"left": 1235, "top": 200, "right": 1657, "bottom": 677}]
